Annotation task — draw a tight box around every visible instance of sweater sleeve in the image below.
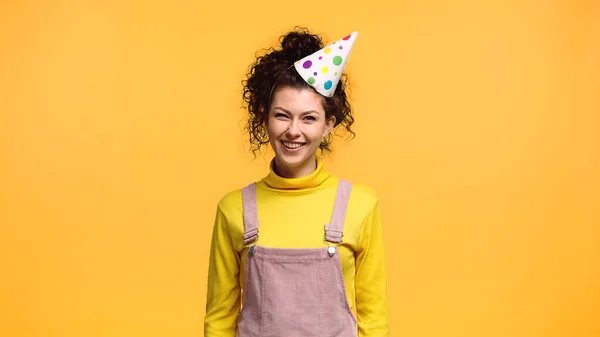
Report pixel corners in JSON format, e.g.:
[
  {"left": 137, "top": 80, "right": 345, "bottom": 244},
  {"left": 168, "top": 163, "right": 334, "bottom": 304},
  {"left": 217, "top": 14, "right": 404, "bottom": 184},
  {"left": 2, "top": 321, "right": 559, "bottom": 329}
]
[
  {"left": 355, "top": 200, "right": 390, "bottom": 336},
  {"left": 204, "top": 205, "right": 241, "bottom": 337}
]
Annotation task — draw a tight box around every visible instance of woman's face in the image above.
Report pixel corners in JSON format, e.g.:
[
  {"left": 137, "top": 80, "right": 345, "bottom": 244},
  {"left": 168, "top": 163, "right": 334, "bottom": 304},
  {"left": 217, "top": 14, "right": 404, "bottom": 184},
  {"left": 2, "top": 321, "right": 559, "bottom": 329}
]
[{"left": 267, "top": 86, "right": 336, "bottom": 178}]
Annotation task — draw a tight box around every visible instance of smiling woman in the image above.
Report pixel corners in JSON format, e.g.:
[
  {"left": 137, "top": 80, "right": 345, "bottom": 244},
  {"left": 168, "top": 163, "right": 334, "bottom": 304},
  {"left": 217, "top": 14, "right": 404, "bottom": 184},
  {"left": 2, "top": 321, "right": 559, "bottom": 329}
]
[
  {"left": 203, "top": 27, "right": 390, "bottom": 337},
  {"left": 243, "top": 28, "right": 356, "bottom": 162},
  {"left": 268, "top": 88, "right": 336, "bottom": 177}
]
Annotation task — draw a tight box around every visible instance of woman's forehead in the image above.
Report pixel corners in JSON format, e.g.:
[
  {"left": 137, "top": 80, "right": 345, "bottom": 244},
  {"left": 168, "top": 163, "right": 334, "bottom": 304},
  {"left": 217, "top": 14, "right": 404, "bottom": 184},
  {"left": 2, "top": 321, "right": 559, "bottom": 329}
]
[{"left": 271, "top": 87, "right": 324, "bottom": 113}]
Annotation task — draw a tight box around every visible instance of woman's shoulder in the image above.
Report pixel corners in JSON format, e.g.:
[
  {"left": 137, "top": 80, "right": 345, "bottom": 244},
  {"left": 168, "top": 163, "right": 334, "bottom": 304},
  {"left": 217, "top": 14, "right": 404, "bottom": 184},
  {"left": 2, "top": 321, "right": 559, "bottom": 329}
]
[
  {"left": 215, "top": 179, "right": 265, "bottom": 212},
  {"left": 347, "top": 181, "right": 378, "bottom": 198},
  {"left": 339, "top": 178, "right": 380, "bottom": 209},
  {"left": 214, "top": 184, "right": 248, "bottom": 213},
  {"left": 335, "top": 178, "right": 382, "bottom": 235}
]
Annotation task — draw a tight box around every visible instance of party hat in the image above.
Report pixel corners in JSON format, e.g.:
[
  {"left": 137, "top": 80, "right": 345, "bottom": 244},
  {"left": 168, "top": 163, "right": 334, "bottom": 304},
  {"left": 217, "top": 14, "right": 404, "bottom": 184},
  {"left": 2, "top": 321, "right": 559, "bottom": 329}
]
[{"left": 293, "top": 31, "right": 358, "bottom": 97}]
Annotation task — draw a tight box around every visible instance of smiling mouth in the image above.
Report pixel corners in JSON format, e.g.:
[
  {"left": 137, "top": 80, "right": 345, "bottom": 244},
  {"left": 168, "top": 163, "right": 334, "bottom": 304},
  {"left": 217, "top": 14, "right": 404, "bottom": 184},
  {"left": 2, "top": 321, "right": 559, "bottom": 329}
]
[{"left": 281, "top": 141, "right": 305, "bottom": 149}]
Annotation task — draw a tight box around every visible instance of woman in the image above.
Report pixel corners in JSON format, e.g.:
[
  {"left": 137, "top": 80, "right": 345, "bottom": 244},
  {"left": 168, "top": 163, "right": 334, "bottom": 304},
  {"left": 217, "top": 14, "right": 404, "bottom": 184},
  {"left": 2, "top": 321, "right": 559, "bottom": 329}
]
[{"left": 204, "top": 28, "right": 389, "bottom": 337}]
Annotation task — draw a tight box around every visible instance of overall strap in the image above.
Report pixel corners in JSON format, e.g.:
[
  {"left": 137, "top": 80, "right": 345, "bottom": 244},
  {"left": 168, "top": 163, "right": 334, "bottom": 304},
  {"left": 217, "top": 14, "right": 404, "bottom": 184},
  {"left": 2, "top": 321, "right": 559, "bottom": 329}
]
[
  {"left": 324, "top": 179, "right": 352, "bottom": 243},
  {"left": 241, "top": 183, "right": 259, "bottom": 245}
]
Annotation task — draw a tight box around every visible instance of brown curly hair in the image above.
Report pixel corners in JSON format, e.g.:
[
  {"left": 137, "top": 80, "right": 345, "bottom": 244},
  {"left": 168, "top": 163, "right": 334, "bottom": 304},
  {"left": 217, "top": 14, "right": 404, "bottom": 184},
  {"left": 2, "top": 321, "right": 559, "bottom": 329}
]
[{"left": 241, "top": 27, "right": 355, "bottom": 158}]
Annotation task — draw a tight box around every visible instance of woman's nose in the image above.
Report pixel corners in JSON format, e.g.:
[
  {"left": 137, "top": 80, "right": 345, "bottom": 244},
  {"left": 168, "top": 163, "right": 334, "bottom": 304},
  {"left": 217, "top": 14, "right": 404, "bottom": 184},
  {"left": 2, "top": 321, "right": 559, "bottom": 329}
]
[{"left": 286, "top": 121, "right": 301, "bottom": 136}]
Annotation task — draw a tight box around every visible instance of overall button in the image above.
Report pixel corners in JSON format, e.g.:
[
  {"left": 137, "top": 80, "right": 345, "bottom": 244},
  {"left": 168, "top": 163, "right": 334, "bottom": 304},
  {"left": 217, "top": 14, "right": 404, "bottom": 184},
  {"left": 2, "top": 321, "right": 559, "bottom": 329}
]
[{"left": 328, "top": 246, "right": 336, "bottom": 256}]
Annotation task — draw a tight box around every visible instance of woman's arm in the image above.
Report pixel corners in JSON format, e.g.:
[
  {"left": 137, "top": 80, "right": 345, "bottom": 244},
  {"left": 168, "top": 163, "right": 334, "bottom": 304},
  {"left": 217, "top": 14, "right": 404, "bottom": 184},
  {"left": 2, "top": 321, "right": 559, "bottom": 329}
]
[
  {"left": 204, "top": 206, "right": 241, "bottom": 337},
  {"left": 355, "top": 200, "right": 390, "bottom": 336}
]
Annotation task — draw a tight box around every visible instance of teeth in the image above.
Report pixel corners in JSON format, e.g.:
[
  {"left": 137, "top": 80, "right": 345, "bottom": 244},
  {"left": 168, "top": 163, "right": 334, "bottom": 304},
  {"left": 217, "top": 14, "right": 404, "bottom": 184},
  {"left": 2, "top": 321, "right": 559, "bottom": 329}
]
[{"left": 283, "top": 141, "right": 303, "bottom": 149}]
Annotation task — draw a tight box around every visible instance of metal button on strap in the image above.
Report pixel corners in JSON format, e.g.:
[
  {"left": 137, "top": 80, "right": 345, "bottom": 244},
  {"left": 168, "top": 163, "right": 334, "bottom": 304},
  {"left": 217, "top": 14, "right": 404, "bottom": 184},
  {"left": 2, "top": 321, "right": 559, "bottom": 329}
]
[{"left": 327, "top": 246, "right": 336, "bottom": 257}]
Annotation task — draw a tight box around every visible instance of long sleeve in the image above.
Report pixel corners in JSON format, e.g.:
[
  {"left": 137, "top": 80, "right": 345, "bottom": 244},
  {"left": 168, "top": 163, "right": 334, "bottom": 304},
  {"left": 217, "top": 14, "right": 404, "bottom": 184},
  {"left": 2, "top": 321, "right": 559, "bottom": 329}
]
[
  {"left": 204, "top": 205, "right": 241, "bottom": 337},
  {"left": 355, "top": 200, "right": 390, "bottom": 336}
]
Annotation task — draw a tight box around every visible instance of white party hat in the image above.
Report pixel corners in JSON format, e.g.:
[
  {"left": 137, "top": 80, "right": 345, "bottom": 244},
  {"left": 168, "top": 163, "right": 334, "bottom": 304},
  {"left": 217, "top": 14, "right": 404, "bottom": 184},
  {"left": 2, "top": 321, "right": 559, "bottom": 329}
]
[{"left": 293, "top": 31, "right": 358, "bottom": 97}]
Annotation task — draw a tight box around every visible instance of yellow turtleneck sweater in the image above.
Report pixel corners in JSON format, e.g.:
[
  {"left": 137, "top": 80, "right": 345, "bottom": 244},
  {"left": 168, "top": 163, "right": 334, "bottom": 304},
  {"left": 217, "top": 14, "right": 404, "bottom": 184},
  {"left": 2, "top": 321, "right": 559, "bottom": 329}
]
[{"left": 204, "top": 159, "right": 389, "bottom": 336}]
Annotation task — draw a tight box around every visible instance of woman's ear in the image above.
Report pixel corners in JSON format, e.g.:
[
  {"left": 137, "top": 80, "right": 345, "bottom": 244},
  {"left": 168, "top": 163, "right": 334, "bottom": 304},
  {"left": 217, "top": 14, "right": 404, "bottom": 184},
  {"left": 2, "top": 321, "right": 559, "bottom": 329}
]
[{"left": 324, "top": 115, "right": 336, "bottom": 137}]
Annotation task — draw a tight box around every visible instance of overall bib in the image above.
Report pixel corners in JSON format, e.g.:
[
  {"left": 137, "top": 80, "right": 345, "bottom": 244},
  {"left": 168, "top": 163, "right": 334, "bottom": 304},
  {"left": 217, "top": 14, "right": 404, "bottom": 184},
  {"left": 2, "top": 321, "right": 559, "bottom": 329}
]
[{"left": 236, "top": 180, "right": 358, "bottom": 337}]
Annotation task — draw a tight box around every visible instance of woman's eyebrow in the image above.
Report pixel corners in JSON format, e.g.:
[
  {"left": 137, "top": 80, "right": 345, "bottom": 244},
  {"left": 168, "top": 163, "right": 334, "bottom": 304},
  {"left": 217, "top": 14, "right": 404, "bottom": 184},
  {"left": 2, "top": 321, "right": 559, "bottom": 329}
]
[{"left": 273, "top": 107, "right": 320, "bottom": 115}]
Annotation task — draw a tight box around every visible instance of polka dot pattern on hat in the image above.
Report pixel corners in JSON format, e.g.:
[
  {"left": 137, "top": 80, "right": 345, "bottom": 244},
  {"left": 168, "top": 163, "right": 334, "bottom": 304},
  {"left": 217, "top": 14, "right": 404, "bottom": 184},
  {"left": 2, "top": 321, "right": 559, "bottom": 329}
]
[{"left": 292, "top": 31, "right": 358, "bottom": 97}]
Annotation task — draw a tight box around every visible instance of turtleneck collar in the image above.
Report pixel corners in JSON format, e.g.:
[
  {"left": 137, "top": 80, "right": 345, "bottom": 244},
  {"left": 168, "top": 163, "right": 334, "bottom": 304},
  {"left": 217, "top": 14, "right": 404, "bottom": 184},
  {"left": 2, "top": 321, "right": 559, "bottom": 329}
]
[{"left": 261, "top": 157, "right": 333, "bottom": 190}]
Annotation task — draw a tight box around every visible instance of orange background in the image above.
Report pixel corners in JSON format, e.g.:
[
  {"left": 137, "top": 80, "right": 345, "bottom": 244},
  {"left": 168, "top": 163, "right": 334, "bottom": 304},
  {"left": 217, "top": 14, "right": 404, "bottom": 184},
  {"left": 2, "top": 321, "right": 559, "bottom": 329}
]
[{"left": 1, "top": 0, "right": 599, "bottom": 336}]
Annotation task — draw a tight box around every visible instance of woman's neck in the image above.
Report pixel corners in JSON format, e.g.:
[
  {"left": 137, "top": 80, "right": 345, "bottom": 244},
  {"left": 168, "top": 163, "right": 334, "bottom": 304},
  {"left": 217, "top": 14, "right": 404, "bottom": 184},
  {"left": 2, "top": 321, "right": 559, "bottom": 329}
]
[
  {"left": 272, "top": 156, "right": 317, "bottom": 179},
  {"left": 263, "top": 156, "right": 331, "bottom": 190}
]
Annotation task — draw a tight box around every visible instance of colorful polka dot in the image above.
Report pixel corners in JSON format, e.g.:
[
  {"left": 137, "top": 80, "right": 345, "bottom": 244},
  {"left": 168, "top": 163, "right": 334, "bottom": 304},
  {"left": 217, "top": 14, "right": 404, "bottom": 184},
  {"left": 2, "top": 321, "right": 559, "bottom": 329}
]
[{"left": 294, "top": 32, "right": 356, "bottom": 96}]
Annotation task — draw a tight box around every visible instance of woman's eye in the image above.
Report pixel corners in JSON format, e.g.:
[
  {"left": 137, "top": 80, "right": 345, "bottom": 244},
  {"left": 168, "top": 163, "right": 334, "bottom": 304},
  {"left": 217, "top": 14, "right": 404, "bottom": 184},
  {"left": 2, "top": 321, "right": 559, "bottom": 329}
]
[
  {"left": 304, "top": 116, "right": 316, "bottom": 121},
  {"left": 275, "top": 113, "right": 288, "bottom": 118}
]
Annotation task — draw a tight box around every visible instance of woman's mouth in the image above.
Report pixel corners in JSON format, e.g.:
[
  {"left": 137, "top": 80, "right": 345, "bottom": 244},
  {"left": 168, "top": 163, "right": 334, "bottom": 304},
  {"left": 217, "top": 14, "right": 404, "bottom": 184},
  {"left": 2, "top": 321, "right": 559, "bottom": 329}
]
[{"left": 281, "top": 141, "right": 305, "bottom": 151}]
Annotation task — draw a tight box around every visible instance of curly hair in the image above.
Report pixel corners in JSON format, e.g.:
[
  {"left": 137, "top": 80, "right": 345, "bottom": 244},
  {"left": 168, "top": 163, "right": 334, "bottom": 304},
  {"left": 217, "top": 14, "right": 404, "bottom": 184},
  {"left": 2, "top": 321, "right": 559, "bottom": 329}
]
[{"left": 241, "top": 27, "right": 355, "bottom": 158}]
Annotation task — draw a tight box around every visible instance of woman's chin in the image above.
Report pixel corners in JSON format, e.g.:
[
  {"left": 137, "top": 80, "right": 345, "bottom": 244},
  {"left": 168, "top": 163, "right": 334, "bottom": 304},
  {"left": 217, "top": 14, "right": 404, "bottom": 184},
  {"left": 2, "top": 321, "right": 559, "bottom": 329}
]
[
  {"left": 276, "top": 154, "right": 304, "bottom": 168},
  {"left": 274, "top": 148, "right": 314, "bottom": 169}
]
